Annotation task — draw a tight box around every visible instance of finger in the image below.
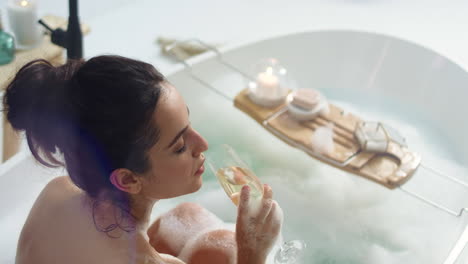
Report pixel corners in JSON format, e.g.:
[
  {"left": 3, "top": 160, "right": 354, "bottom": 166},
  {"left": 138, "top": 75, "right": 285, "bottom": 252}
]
[
  {"left": 256, "top": 184, "right": 273, "bottom": 222},
  {"left": 237, "top": 185, "right": 250, "bottom": 217},
  {"left": 262, "top": 184, "right": 273, "bottom": 200},
  {"left": 265, "top": 200, "right": 283, "bottom": 234},
  {"left": 257, "top": 197, "right": 273, "bottom": 223}
]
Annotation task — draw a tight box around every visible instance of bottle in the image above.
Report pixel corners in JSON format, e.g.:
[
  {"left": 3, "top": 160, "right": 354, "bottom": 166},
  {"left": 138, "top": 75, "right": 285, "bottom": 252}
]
[{"left": 0, "top": 11, "right": 15, "bottom": 65}]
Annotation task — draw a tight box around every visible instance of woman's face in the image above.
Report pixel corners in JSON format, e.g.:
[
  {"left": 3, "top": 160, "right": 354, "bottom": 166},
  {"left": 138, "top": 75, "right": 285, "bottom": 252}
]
[{"left": 138, "top": 82, "right": 208, "bottom": 199}]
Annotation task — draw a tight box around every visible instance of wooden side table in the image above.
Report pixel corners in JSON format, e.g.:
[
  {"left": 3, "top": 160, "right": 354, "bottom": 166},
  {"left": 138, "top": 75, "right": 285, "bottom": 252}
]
[{"left": 0, "top": 15, "right": 90, "bottom": 162}]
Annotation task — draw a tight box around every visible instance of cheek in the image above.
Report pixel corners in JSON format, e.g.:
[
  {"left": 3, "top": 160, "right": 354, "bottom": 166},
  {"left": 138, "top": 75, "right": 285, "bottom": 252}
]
[
  {"left": 148, "top": 155, "right": 197, "bottom": 198},
  {"left": 172, "top": 158, "right": 193, "bottom": 178},
  {"left": 153, "top": 154, "right": 193, "bottom": 183}
]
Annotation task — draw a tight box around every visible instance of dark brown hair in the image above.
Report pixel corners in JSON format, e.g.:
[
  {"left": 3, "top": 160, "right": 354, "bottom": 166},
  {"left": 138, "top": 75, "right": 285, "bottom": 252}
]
[{"left": 3, "top": 55, "right": 165, "bottom": 201}]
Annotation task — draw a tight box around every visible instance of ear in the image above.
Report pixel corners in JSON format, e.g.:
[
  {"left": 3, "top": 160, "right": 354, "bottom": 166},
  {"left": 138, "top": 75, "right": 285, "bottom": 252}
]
[{"left": 109, "top": 169, "right": 142, "bottom": 194}]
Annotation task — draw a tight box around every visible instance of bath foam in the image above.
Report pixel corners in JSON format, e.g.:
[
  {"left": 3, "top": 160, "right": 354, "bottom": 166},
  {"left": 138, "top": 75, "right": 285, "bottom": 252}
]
[
  {"left": 310, "top": 123, "right": 335, "bottom": 155},
  {"left": 256, "top": 164, "right": 465, "bottom": 263}
]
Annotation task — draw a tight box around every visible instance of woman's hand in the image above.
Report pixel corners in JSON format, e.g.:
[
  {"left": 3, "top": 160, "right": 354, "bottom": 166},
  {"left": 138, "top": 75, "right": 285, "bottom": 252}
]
[{"left": 235, "top": 184, "right": 283, "bottom": 264}]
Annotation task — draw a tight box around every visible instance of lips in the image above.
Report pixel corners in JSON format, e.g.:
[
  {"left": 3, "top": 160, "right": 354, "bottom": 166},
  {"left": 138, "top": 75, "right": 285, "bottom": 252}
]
[
  {"left": 195, "top": 164, "right": 205, "bottom": 175},
  {"left": 195, "top": 157, "right": 205, "bottom": 175}
]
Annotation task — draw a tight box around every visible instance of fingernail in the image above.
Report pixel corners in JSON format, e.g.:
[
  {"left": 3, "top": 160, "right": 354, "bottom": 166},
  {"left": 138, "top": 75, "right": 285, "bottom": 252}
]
[{"left": 243, "top": 185, "right": 250, "bottom": 192}]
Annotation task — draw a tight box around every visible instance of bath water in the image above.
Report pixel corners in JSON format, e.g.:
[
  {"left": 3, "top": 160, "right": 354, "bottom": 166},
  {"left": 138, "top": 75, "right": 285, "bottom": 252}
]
[{"left": 185, "top": 88, "right": 468, "bottom": 264}]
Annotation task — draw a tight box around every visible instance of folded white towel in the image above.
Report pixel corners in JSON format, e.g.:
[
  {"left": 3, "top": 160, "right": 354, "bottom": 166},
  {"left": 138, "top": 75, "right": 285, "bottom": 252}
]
[{"left": 156, "top": 37, "right": 222, "bottom": 61}]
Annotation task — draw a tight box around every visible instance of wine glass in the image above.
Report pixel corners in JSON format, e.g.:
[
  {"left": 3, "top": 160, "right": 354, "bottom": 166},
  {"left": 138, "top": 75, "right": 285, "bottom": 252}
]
[{"left": 207, "top": 144, "right": 306, "bottom": 264}]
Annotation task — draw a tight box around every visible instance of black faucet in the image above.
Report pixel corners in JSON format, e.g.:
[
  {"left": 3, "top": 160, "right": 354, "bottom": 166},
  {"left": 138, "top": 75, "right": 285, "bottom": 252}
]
[{"left": 38, "top": 0, "right": 83, "bottom": 60}]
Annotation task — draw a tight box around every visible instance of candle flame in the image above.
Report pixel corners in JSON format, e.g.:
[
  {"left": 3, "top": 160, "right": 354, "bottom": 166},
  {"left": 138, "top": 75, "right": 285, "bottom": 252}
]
[
  {"left": 20, "top": 0, "right": 29, "bottom": 7},
  {"left": 266, "top": 67, "right": 273, "bottom": 75}
]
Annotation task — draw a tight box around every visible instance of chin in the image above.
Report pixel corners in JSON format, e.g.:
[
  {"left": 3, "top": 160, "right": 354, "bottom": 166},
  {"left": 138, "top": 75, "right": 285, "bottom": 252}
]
[
  {"left": 184, "top": 175, "right": 202, "bottom": 195},
  {"left": 172, "top": 175, "right": 203, "bottom": 197},
  {"left": 191, "top": 177, "right": 203, "bottom": 193}
]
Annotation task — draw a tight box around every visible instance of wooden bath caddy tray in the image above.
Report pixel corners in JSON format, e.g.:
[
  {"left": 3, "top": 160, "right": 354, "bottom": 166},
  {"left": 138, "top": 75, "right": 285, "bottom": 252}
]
[{"left": 234, "top": 88, "right": 422, "bottom": 189}]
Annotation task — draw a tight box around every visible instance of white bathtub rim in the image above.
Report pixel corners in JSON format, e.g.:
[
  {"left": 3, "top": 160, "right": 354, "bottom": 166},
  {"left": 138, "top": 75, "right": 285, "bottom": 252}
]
[
  {"left": 0, "top": 150, "right": 31, "bottom": 176},
  {"left": 160, "top": 29, "right": 468, "bottom": 78}
]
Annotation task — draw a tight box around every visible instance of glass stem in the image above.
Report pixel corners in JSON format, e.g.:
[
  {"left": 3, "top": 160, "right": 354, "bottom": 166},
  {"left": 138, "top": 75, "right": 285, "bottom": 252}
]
[{"left": 278, "top": 231, "right": 285, "bottom": 250}]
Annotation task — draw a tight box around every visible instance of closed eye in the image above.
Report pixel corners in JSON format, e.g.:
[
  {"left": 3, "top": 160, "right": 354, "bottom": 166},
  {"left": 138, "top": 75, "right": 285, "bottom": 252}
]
[{"left": 175, "top": 144, "right": 187, "bottom": 154}]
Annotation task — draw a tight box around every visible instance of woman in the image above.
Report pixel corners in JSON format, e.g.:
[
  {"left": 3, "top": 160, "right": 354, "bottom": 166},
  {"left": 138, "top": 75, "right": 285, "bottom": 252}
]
[{"left": 4, "top": 55, "right": 282, "bottom": 264}]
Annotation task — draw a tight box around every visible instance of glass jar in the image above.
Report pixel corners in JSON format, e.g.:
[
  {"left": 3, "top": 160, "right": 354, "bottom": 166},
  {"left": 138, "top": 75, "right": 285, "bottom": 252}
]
[{"left": 0, "top": 11, "right": 15, "bottom": 65}]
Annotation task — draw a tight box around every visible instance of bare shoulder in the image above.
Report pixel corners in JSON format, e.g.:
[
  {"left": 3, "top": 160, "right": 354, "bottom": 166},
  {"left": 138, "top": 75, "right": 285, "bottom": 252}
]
[
  {"left": 45, "top": 175, "right": 70, "bottom": 186},
  {"left": 23, "top": 176, "right": 81, "bottom": 218},
  {"left": 30, "top": 176, "right": 82, "bottom": 207},
  {"left": 43, "top": 175, "right": 80, "bottom": 194},
  {"left": 16, "top": 176, "right": 85, "bottom": 264}
]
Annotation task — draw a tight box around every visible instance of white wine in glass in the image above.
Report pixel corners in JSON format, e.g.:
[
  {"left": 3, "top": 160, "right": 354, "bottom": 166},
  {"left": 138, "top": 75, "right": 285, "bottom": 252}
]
[
  {"left": 208, "top": 144, "right": 306, "bottom": 264},
  {"left": 216, "top": 166, "right": 263, "bottom": 206}
]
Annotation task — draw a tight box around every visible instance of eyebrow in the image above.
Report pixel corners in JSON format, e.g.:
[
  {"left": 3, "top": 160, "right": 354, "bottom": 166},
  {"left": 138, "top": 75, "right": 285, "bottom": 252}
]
[{"left": 166, "top": 106, "right": 191, "bottom": 149}]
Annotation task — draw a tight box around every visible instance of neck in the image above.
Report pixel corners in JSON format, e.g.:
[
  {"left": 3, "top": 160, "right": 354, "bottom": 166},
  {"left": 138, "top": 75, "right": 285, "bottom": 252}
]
[
  {"left": 129, "top": 195, "right": 158, "bottom": 231},
  {"left": 88, "top": 191, "right": 158, "bottom": 237}
]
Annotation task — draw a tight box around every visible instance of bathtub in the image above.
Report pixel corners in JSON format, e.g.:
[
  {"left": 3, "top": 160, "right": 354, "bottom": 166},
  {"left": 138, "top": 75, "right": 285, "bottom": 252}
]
[{"left": 1, "top": 31, "right": 467, "bottom": 264}]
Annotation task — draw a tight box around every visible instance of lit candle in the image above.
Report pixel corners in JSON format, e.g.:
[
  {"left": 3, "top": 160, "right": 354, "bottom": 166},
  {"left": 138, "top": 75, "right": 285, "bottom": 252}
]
[
  {"left": 7, "top": 0, "right": 41, "bottom": 49},
  {"left": 256, "top": 66, "right": 280, "bottom": 98},
  {"left": 248, "top": 66, "right": 288, "bottom": 107}
]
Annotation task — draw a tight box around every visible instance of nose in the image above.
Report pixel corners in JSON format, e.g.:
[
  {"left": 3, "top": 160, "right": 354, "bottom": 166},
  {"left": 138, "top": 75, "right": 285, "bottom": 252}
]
[{"left": 191, "top": 129, "right": 209, "bottom": 158}]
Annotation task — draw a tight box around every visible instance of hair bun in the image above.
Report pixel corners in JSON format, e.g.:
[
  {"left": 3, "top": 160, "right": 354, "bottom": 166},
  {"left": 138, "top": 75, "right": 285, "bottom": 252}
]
[
  {"left": 3, "top": 59, "right": 83, "bottom": 129},
  {"left": 2, "top": 59, "right": 84, "bottom": 163}
]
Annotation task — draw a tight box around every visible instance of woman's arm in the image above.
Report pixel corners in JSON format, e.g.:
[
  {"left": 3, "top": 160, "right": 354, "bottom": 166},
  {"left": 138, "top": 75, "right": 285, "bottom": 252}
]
[{"left": 147, "top": 185, "right": 281, "bottom": 264}]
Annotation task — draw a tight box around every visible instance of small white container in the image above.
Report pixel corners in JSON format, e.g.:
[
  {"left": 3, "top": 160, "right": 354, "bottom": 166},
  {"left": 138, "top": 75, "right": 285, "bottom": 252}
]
[{"left": 287, "top": 88, "right": 329, "bottom": 121}]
